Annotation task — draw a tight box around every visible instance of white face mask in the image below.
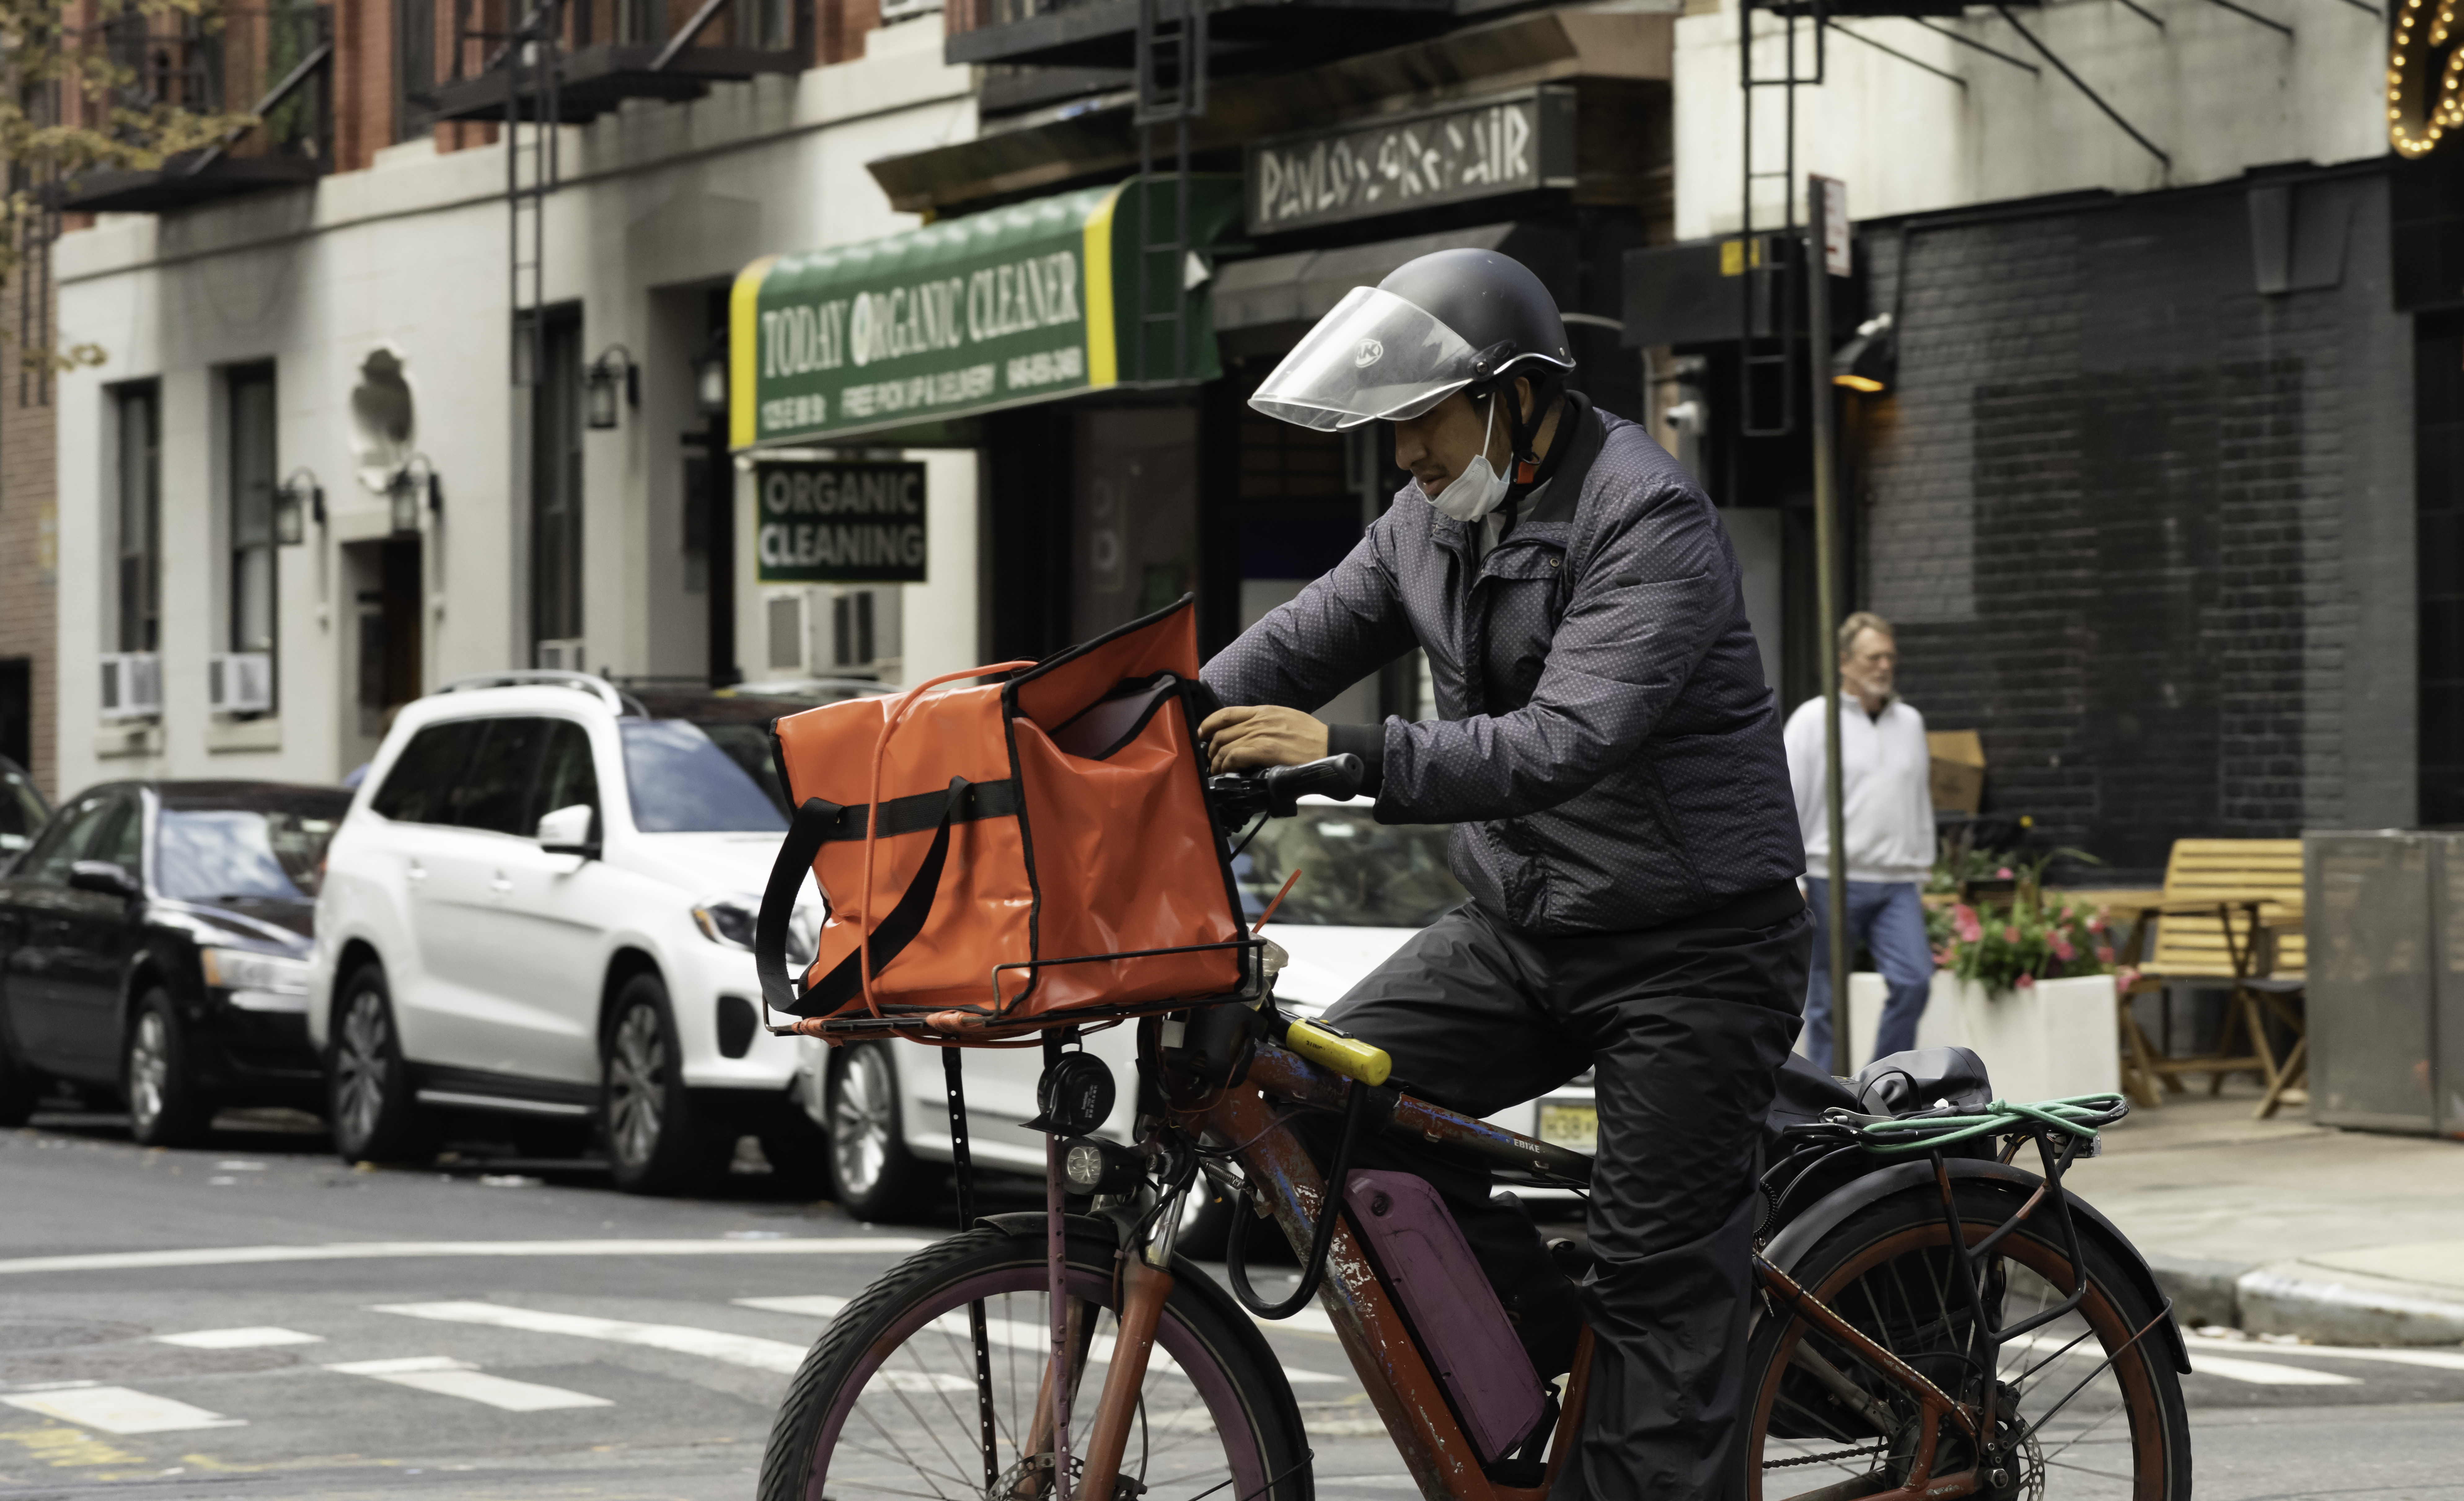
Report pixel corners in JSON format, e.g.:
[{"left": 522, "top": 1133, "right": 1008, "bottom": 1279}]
[{"left": 1420, "top": 395, "right": 1513, "bottom": 523}]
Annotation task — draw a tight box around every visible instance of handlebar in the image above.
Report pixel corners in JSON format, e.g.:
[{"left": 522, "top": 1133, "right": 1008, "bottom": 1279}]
[{"left": 1205, "top": 753, "right": 1364, "bottom": 826}]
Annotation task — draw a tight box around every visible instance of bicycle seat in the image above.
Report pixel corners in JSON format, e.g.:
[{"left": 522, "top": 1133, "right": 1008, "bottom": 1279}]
[{"left": 1850, "top": 1045, "right": 1994, "bottom": 1116}]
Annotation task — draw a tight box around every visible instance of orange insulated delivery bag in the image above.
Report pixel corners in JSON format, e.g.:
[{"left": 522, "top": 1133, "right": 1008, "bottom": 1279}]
[{"left": 753, "top": 598, "right": 1255, "bottom": 1037}]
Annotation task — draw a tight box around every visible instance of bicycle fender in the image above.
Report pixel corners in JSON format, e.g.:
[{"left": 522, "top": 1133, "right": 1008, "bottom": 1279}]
[{"left": 1758, "top": 1158, "right": 2190, "bottom": 1375}]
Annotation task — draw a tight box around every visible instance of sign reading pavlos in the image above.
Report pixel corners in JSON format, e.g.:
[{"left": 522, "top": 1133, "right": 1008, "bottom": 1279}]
[
  {"left": 754, "top": 460, "right": 928, "bottom": 585},
  {"left": 1245, "top": 88, "right": 1576, "bottom": 235}
]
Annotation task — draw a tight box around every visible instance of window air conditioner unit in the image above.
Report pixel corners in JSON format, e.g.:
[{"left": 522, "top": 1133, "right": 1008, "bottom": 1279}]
[
  {"left": 99, "top": 652, "right": 162, "bottom": 719},
  {"left": 537, "top": 639, "right": 586, "bottom": 672},
  {"left": 208, "top": 653, "right": 275, "bottom": 715},
  {"left": 766, "top": 594, "right": 808, "bottom": 674}
]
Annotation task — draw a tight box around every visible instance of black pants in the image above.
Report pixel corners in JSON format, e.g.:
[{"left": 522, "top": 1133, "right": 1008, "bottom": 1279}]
[{"left": 1320, "top": 895, "right": 1811, "bottom": 1501}]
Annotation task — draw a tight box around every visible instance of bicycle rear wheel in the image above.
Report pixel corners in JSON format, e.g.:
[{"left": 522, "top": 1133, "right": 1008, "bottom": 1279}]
[
  {"left": 760, "top": 1225, "right": 1315, "bottom": 1501},
  {"left": 1741, "top": 1182, "right": 2191, "bottom": 1501}
]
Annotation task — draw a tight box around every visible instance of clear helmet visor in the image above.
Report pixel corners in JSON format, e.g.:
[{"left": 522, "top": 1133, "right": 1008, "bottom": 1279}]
[{"left": 1247, "top": 286, "right": 1480, "bottom": 432}]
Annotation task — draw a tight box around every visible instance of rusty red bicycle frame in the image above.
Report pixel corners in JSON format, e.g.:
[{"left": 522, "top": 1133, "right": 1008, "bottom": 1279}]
[{"left": 1031, "top": 1034, "right": 1993, "bottom": 1501}]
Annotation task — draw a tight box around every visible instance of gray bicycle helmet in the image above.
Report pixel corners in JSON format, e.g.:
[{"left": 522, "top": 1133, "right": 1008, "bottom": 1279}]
[{"left": 1248, "top": 249, "right": 1574, "bottom": 432}]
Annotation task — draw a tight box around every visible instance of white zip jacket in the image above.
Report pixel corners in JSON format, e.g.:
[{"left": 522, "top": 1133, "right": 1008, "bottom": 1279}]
[{"left": 1784, "top": 694, "right": 1935, "bottom": 884}]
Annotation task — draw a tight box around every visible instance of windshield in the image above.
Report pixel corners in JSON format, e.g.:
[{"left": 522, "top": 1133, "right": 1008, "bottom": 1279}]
[
  {"left": 697, "top": 722, "right": 793, "bottom": 817},
  {"left": 1233, "top": 805, "right": 1466, "bottom": 929},
  {"left": 157, "top": 804, "right": 347, "bottom": 903},
  {"left": 620, "top": 720, "right": 790, "bottom": 834}
]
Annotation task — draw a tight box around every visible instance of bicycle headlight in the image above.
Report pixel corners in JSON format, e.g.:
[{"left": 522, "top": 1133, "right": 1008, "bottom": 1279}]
[
  {"left": 692, "top": 894, "right": 818, "bottom": 967},
  {"left": 1062, "top": 1136, "right": 1146, "bottom": 1195}
]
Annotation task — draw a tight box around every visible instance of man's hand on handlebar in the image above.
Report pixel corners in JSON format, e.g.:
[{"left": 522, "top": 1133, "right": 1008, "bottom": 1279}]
[{"left": 1199, "top": 705, "right": 1329, "bottom": 773}]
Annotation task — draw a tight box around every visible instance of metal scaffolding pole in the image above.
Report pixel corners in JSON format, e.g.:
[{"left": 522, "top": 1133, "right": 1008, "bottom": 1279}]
[{"left": 1807, "top": 173, "right": 1850, "bottom": 1077}]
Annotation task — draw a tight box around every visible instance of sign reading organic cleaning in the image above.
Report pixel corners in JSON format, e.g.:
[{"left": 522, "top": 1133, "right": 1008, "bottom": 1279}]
[
  {"left": 731, "top": 178, "right": 1241, "bottom": 449},
  {"left": 754, "top": 459, "right": 928, "bottom": 584},
  {"left": 1246, "top": 88, "right": 1576, "bottom": 235}
]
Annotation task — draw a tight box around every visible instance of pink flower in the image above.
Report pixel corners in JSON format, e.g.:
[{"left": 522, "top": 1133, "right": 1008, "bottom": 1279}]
[
  {"left": 1996, "top": 866, "right": 2014, "bottom": 880},
  {"left": 1952, "top": 904, "right": 1982, "bottom": 943},
  {"left": 2016, "top": 973, "right": 2035, "bottom": 988},
  {"left": 2060, "top": 905, "right": 2074, "bottom": 921},
  {"left": 2003, "top": 925, "right": 2021, "bottom": 944},
  {"left": 2096, "top": 945, "right": 2115, "bottom": 964},
  {"left": 2050, "top": 934, "right": 2076, "bottom": 962}
]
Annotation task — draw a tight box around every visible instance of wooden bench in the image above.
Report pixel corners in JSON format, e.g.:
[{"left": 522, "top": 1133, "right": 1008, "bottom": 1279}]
[{"left": 2113, "top": 839, "right": 2304, "bottom": 1110}]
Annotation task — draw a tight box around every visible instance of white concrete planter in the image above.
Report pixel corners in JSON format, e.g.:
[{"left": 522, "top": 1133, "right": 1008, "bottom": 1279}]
[{"left": 1844, "top": 971, "right": 2120, "bottom": 1103}]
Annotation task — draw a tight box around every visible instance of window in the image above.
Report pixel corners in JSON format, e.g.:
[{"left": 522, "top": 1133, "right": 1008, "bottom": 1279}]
[
  {"left": 17, "top": 795, "right": 115, "bottom": 886},
  {"left": 0, "top": 762, "right": 47, "bottom": 853},
  {"left": 1230, "top": 805, "right": 1466, "bottom": 929},
  {"left": 114, "top": 384, "right": 161, "bottom": 653},
  {"left": 156, "top": 791, "right": 350, "bottom": 904},
  {"left": 448, "top": 718, "right": 550, "bottom": 834},
  {"left": 531, "top": 311, "right": 584, "bottom": 661},
  {"left": 228, "top": 364, "right": 278, "bottom": 678},
  {"left": 833, "top": 592, "right": 874, "bottom": 667},
  {"left": 395, "top": 0, "right": 436, "bottom": 141},
  {"left": 527, "top": 720, "right": 601, "bottom": 836},
  {"left": 619, "top": 720, "right": 787, "bottom": 834},
  {"left": 370, "top": 720, "right": 485, "bottom": 825},
  {"left": 90, "top": 796, "right": 144, "bottom": 877}
]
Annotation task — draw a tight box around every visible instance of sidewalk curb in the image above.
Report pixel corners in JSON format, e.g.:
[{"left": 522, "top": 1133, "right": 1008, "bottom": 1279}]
[{"left": 2148, "top": 1251, "right": 2464, "bottom": 1345}]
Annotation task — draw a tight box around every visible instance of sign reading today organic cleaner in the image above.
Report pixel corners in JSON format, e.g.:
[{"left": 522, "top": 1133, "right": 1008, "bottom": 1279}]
[{"left": 754, "top": 459, "right": 928, "bottom": 585}]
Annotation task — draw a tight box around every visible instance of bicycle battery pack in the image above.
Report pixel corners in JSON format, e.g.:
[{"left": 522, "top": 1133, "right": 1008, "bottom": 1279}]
[{"left": 1343, "top": 1169, "right": 1547, "bottom": 1463}]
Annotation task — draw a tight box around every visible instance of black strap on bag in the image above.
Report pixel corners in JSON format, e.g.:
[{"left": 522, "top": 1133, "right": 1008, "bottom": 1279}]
[{"left": 756, "top": 777, "right": 980, "bottom": 1020}]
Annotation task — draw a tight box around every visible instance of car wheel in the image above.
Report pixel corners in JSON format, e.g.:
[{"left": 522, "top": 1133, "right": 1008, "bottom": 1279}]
[
  {"left": 602, "top": 973, "right": 728, "bottom": 1196},
  {"left": 826, "top": 1043, "right": 943, "bottom": 1223},
  {"left": 126, "top": 990, "right": 210, "bottom": 1148},
  {"left": 0, "top": 1018, "right": 37, "bottom": 1128},
  {"left": 329, "top": 967, "right": 430, "bottom": 1165}
]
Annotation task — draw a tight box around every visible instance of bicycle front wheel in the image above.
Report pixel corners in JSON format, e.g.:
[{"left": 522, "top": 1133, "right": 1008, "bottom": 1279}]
[
  {"left": 1741, "top": 1182, "right": 2192, "bottom": 1501},
  {"left": 759, "top": 1225, "right": 1315, "bottom": 1501}
]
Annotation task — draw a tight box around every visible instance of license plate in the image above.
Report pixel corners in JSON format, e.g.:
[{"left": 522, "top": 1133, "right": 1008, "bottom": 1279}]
[{"left": 1537, "top": 1102, "right": 1598, "bottom": 1154}]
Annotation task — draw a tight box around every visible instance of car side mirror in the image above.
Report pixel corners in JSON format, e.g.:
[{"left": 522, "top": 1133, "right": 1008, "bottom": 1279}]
[
  {"left": 68, "top": 859, "right": 140, "bottom": 899},
  {"left": 536, "top": 803, "right": 600, "bottom": 858}
]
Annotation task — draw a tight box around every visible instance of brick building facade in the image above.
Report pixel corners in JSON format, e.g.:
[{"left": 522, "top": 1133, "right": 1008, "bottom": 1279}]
[
  {"left": 0, "top": 267, "right": 57, "bottom": 794},
  {"left": 1854, "top": 170, "right": 2418, "bottom": 872}
]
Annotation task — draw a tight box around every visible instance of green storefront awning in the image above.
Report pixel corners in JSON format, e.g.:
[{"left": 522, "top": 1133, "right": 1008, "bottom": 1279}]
[{"left": 730, "top": 175, "right": 1242, "bottom": 449}]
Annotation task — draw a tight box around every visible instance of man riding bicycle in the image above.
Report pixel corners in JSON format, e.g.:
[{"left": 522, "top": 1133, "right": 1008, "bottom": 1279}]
[{"left": 1200, "top": 249, "right": 1812, "bottom": 1501}]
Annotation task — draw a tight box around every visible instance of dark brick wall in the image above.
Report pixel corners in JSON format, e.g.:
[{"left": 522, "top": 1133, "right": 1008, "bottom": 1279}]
[{"left": 1853, "top": 172, "right": 2416, "bottom": 874}]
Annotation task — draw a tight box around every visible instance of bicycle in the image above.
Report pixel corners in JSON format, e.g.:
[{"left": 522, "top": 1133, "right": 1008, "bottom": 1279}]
[{"left": 756, "top": 758, "right": 2193, "bottom": 1501}]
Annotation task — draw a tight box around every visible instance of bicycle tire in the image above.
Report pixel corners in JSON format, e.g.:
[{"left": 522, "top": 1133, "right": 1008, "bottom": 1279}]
[
  {"left": 759, "top": 1225, "right": 1316, "bottom": 1501},
  {"left": 1740, "top": 1181, "right": 2192, "bottom": 1501}
]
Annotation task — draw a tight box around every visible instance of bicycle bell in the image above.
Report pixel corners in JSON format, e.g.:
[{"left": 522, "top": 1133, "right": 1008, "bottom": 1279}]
[{"left": 1022, "top": 1051, "right": 1115, "bottom": 1135}]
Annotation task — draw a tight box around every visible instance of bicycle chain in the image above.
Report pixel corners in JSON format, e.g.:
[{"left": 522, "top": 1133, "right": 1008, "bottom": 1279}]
[{"left": 1763, "top": 1442, "right": 1891, "bottom": 1472}]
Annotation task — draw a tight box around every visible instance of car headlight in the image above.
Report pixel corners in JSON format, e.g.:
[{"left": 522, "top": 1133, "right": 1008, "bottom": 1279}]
[
  {"left": 202, "top": 947, "right": 311, "bottom": 1013},
  {"left": 692, "top": 895, "right": 818, "bottom": 967}
]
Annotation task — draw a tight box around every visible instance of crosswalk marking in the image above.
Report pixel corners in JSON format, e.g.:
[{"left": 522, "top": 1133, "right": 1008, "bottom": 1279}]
[
  {"left": 157, "top": 1327, "right": 324, "bottom": 1349},
  {"left": 327, "top": 1356, "right": 612, "bottom": 1411},
  {"left": 1, "top": 1384, "right": 246, "bottom": 1433},
  {"left": 0, "top": 1237, "right": 932, "bottom": 1278},
  {"left": 2181, "top": 1332, "right": 2464, "bottom": 1373},
  {"left": 2007, "top": 1330, "right": 2359, "bottom": 1388},
  {"left": 375, "top": 1301, "right": 810, "bottom": 1374},
  {"left": 2185, "top": 1351, "right": 2360, "bottom": 1386},
  {"left": 734, "top": 1295, "right": 1349, "bottom": 1384}
]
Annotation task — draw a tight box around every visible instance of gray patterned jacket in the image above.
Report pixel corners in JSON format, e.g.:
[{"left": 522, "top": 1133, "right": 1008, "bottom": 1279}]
[{"left": 1201, "top": 396, "right": 1805, "bottom": 935}]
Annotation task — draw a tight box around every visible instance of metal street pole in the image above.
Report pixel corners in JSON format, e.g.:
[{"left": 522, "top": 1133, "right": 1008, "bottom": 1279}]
[{"left": 1807, "top": 174, "right": 1852, "bottom": 1077}]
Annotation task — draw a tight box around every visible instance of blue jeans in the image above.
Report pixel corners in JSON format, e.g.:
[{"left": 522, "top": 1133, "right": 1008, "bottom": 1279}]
[{"left": 1801, "top": 878, "right": 1934, "bottom": 1071}]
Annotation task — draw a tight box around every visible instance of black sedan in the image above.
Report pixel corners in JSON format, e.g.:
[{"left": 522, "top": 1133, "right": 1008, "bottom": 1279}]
[{"left": 0, "top": 780, "right": 351, "bottom": 1145}]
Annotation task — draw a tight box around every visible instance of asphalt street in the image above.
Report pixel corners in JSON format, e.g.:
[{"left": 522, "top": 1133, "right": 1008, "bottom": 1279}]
[{"left": 3, "top": 1110, "right": 2462, "bottom": 1501}]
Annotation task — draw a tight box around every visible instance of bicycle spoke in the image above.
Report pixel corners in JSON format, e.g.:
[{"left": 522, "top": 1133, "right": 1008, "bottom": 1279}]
[{"left": 851, "top": 1401, "right": 968, "bottom": 1499}]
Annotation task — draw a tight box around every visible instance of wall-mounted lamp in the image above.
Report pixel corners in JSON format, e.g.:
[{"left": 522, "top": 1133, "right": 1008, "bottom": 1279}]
[
  {"left": 1831, "top": 313, "right": 1896, "bottom": 394},
  {"left": 274, "top": 468, "right": 326, "bottom": 546},
  {"left": 585, "top": 345, "right": 640, "bottom": 431},
  {"left": 387, "top": 454, "right": 441, "bottom": 535},
  {"left": 692, "top": 335, "right": 729, "bottom": 417}
]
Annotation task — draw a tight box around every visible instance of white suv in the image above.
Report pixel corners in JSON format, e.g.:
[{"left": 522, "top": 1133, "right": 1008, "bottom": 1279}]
[{"left": 307, "top": 672, "right": 821, "bottom": 1193}]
